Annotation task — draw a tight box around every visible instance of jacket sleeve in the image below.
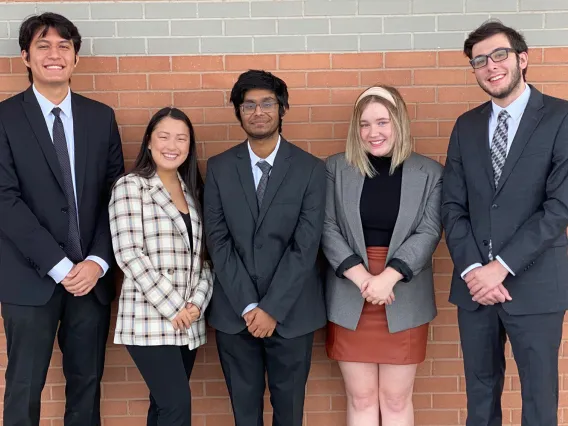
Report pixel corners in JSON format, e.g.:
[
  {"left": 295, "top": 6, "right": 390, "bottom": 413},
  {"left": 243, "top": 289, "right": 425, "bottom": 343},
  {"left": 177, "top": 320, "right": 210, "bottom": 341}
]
[
  {"left": 442, "top": 117, "right": 485, "bottom": 274},
  {"left": 320, "top": 156, "right": 363, "bottom": 277}
]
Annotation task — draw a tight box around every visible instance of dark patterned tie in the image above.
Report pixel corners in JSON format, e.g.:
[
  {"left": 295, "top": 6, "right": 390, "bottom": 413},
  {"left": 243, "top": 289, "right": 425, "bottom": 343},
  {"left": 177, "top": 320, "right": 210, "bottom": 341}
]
[
  {"left": 52, "top": 107, "right": 82, "bottom": 262},
  {"left": 256, "top": 160, "right": 272, "bottom": 208},
  {"left": 488, "top": 109, "right": 510, "bottom": 261},
  {"left": 491, "top": 110, "right": 510, "bottom": 187}
]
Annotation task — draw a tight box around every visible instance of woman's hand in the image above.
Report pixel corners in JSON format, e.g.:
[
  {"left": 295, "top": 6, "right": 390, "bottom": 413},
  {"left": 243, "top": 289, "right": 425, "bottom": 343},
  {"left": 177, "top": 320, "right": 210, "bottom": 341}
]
[
  {"left": 171, "top": 307, "right": 193, "bottom": 330},
  {"left": 343, "top": 263, "right": 374, "bottom": 290},
  {"left": 361, "top": 267, "right": 403, "bottom": 305}
]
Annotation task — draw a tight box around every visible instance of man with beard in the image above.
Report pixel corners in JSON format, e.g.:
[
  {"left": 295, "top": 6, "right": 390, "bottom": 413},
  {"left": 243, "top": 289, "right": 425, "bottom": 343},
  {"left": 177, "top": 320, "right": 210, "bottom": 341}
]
[
  {"left": 442, "top": 21, "right": 568, "bottom": 426},
  {"left": 203, "top": 70, "right": 326, "bottom": 426}
]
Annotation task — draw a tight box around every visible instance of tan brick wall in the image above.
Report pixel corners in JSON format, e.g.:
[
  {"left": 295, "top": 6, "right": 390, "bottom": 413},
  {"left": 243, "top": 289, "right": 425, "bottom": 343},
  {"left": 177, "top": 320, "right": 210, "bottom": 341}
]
[{"left": 0, "top": 49, "right": 567, "bottom": 425}]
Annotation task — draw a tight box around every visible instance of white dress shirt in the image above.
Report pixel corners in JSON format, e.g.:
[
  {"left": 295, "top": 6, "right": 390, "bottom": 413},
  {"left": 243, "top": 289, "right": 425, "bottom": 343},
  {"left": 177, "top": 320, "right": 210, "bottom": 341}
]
[
  {"left": 242, "top": 136, "right": 281, "bottom": 316},
  {"left": 461, "top": 83, "right": 531, "bottom": 279},
  {"left": 33, "top": 85, "right": 109, "bottom": 283}
]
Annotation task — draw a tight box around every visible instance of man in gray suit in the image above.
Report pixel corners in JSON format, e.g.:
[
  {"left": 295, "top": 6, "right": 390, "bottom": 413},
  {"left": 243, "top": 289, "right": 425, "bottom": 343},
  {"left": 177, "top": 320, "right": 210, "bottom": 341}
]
[
  {"left": 203, "top": 70, "right": 326, "bottom": 426},
  {"left": 442, "top": 21, "right": 568, "bottom": 426}
]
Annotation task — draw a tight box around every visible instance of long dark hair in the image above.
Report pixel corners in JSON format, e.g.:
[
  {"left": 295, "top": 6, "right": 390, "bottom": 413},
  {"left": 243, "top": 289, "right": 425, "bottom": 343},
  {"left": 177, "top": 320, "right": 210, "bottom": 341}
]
[{"left": 131, "top": 107, "right": 208, "bottom": 264}]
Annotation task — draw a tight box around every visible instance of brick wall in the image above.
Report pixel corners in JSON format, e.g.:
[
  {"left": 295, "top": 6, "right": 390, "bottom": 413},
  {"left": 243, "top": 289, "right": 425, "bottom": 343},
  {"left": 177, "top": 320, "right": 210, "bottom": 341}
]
[{"left": 1, "top": 48, "right": 568, "bottom": 425}]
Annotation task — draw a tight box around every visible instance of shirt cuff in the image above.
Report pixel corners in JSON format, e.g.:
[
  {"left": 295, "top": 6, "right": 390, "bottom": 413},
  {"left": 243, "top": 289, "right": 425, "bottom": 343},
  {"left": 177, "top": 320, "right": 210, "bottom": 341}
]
[
  {"left": 85, "top": 255, "right": 109, "bottom": 278},
  {"left": 387, "top": 258, "right": 413, "bottom": 282},
  {"left": 242, "top": 303, "right": 258, "bottom": 317},
  {"left": 461, "top": 263, "right": 482, "bottom": 280},
  {"left": 496, "top": 256, "right": 515, "bottom": 276},
  {"left": 336, "top": 254, "right": 364, "bottom": 278},
  {"left": 47, "top": 257, "right": 74, "bottom": 284}
]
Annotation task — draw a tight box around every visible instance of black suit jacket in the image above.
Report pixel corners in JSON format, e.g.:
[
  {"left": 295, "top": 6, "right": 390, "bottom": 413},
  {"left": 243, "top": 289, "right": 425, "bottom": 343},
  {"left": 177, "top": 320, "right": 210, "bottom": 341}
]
[
  {"left": 442, "top": 86, "right": 568, "bottom": 314},
  {"left": 0, "top": 86, "right": 124, "bottom": 306},
  {"left": 204, "top": 138, "right": 327, "bottom": 338}
]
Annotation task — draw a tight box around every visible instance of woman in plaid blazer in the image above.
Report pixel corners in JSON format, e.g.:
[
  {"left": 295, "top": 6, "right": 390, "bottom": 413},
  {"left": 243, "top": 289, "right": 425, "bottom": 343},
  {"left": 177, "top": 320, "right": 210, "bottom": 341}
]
[{"left": 109, "top": 107, "right": 213, "bottom": 426}]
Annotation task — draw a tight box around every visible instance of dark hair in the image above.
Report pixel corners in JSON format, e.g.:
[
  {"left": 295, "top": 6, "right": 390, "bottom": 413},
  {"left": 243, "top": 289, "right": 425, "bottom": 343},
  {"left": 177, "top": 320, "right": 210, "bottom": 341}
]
[
  {"left": 19, "top": 12, "right": 81, "bottom": 84},
  {"left": 230, "top": 69, "right": 289, "bottom": 133},
  {"left": 130, "top": 107, "right": 208, "bottom": 265},
  {"left": 464, "top": 20, "right": 528, "bottom": 80}
]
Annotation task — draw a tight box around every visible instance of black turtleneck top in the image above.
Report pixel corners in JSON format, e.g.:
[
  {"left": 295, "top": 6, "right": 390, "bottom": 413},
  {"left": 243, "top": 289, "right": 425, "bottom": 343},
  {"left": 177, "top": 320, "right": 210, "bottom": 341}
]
[{"left": 360, "top": 154, "right": 402, "bottom": 247}]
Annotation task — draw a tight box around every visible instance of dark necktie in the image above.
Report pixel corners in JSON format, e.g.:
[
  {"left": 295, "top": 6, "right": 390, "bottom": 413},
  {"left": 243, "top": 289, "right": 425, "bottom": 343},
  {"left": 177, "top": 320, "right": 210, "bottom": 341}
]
[
  {"left": 488, "top": 109, "right": 510, "bottom": 260},
  {"left": 52, "top": 107, "right": 82, "bottom": 262},
  {"left": 256, "top": 160, "right": 272, "bottom": 208}
]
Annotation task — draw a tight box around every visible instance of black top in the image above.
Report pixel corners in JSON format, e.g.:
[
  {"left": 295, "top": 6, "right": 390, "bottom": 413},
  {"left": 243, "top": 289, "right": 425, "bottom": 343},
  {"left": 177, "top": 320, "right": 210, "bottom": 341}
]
[
  {"left": 179, "top": 211, "right": 194, "bottom": 254},
  {"left": 360, "top": 154, "right": 402, "bottom": 247}
]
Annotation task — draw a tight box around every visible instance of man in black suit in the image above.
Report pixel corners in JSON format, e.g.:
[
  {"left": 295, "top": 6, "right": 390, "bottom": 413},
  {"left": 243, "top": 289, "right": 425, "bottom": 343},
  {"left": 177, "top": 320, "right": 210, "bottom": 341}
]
[
  {"left": 442, "top": 21, "right": 568, "bottom": 426},
  {"left": 204, "top": 70, "right": 326, "bottom": 426},
  {"left": 0, "top": 13, "right": 124, "bottom": 426}
]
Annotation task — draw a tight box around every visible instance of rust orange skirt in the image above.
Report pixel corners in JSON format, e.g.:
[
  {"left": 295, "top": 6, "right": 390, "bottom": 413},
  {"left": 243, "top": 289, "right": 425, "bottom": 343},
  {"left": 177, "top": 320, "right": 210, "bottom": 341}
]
[{"left": 326, "top": 246, "right": 429, "bottom": 365}]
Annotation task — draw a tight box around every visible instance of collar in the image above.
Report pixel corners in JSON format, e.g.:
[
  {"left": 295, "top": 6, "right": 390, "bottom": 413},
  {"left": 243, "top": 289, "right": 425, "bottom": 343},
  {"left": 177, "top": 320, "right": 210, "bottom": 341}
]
[
  {"left": 32, "top": 84, "right": 72, "bottom": 119},
  {"left": 248, "top": 135, "right": 281, "bottom": 168},
  {"left": 491, "top": 82, "right": 531, "bottom": 122}
]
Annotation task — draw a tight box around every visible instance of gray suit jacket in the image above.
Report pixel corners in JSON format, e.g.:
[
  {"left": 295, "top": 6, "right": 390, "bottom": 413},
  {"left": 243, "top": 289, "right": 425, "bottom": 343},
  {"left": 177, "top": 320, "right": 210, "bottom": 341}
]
[{"left": 322, "top": 152, "right": 443, "bottom": 333}]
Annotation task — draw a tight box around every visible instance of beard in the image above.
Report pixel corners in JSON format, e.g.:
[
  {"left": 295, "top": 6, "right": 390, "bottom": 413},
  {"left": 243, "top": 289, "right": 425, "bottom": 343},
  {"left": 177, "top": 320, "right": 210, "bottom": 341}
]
[{"left": 478, "top": 57, "right": 523, "bottom": 100}]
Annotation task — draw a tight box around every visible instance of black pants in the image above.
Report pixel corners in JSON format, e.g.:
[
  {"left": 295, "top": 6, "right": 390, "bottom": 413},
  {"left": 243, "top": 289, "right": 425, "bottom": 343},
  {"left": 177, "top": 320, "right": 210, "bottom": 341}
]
[
  {"left": 216, "top": 329, "right": 314, "bottom": 426},
  {"left": 126, "top": 345, "right": 197, "bottom": 426},
  {"left": 1, "top": 284, "right": 110, "bottom": 426},
  {"left": 458, "top": 304, "right": 564, "bottom": 426}
]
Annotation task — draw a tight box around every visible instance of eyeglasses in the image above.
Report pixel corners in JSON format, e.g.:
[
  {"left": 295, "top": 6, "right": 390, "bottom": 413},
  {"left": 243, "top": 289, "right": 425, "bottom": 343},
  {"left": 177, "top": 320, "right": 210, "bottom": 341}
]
[
  {"left": 470, "top": 47, "right": 517, "bottom": 69},
  {"left": 240, "top": 100, "right": 278, "bottom": 115}
]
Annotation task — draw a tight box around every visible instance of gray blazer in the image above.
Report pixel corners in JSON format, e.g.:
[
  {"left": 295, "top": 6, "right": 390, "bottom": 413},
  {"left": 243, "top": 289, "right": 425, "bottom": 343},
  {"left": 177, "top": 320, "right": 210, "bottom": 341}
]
[{"left": 322, "top": 152, "right": 443, "bottom": 333}]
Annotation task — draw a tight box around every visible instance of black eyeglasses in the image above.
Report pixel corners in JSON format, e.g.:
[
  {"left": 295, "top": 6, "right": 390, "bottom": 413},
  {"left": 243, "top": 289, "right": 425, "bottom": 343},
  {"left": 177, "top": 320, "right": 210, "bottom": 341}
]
[
  {"left": 469, "top": 47, "right": 517, "bottom": 69},
  {"left": 240, "top": 100, "right": 278, "bottom": 115}
]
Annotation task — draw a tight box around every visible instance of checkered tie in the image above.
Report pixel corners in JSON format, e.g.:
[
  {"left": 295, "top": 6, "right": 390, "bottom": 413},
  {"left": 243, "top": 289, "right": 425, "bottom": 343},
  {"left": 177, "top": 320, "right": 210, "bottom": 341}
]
[
  {"left": 256, "top": 160, "right": 272, "bottom": 208},
  {"left": 491, "top": 110, "right": 510, "bottom": 187},
  {"left": 488, "top": 109, "right": 510, "bottom": 261},
  {"left": 52, "top": 107, "right": 82, "bottom": 262}
]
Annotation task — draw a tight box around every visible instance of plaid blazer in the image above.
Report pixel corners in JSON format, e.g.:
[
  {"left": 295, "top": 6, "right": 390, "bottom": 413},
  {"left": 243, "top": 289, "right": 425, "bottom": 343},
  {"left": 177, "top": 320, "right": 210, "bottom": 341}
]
[{"left": 109, "top": 173, "right": 213, "bottom": 349}]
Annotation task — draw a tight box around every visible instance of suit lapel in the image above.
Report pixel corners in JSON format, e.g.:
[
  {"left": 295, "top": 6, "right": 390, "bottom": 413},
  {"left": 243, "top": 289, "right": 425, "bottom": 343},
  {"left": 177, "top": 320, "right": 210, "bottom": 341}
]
[
  {"left": 256, "top": 139, "right": 291, "bottom": 231},
  {"left": 71, "top": 93, "right": 88, "bottom": 209},
  {"left": 474, "top": 102, "right": 495, "bottom": 191},
  {"left": 495, "top": 87, "right": 544, "bottom": 198},
  {"left": 147, "top": 174, "right": 192, "bottom": 252},
  {"left": 235, "top": 142, "right": 259, "bottom": 222},
  {"left": 22, "top": 87, "right": 65, "bottom": 191},
  {"left": 341, "top": 163, "right": 367, "bottom": 265},
  {"left": 387, "top": 154, "right": 427, "bottom": 260}
]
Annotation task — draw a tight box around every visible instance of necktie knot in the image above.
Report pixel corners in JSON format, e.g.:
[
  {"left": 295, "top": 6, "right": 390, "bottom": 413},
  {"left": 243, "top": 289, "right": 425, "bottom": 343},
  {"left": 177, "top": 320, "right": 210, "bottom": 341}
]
[
  {"left": 498, "top": 109, "right": 510, "bottom": 122},
  {"left": 257, "top": 160, "right": 271, "bottom": 175},
  {"left": 52, "top": 107, "right": 62, "bottom": 118}
]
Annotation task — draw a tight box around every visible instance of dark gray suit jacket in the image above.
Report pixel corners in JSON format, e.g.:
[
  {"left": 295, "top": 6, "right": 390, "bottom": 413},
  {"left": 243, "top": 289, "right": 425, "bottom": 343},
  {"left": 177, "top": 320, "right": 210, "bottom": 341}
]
[
  {"left": 204, "top": 138, "right": 327, "bottom": 338},
  {"left": 442, "top": 86, "right": 568, "bottom": 314},
  {"left": 322, "top": 152, "right": 443, "bottom": 333}
]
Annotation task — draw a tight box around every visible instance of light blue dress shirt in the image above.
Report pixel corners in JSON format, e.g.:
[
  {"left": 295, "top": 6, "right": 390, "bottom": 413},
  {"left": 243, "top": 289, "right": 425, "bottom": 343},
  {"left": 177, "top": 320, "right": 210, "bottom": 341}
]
[
  {"left": 461, "top": 83, "right": 531, "bottom": 279},
  {"left": 33, "top": 85, "right": 109, "bottom": 283},
  {"left": 242, "top": 136, "right": 281, "bottom": 317}
]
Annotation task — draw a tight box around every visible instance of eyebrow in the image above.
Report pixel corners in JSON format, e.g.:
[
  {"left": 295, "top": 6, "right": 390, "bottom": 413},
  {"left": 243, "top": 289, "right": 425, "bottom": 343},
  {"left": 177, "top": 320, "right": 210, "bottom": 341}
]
[
  {"left": 243, "top": 97, "right": 277, "bottom": 102},
  {"left": 360, "top": 117, "right": 390, "bottom": 121}
]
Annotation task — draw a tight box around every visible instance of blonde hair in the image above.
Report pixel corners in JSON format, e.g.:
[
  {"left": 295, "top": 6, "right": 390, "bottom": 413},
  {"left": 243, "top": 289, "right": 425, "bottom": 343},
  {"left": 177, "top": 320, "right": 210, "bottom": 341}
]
[{"left": 345, "top": 85, "right": 412, "bottom": 177}]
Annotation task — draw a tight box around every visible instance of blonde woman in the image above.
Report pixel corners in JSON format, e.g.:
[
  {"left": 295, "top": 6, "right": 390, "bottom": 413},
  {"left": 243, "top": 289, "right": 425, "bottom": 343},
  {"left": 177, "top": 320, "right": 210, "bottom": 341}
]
[{"left": 322, "top": 85, "right": 442, "bottom": 426}]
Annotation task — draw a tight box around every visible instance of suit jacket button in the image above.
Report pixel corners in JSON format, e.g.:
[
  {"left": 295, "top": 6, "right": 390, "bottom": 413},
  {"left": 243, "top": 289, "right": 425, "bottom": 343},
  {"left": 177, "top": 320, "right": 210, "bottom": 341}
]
[
  {"left": 59, "top": 243, "right": 65, "bottom": 249},
  {"left": 483, "top": 240, "right": 489, "bottom": 246},
  {"left": 61, "top": 208, "right": 68, "bottom": 213},
  {"left": 167, "top": 268, "right": 174, "bottom": 275},
  {"left": 491, "top": 204, "right": 499, "bottom": 209}
]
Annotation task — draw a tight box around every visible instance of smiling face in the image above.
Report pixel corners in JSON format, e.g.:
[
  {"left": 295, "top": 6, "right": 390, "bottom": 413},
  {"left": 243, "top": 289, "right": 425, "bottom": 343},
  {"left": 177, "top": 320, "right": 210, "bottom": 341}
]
[
  {"left": 359, "top": 101, "right": 395, "bottom": 158},
  {"left": 471, "top": 33, "right": 527, "bottom": 104},
  {"left": 21, "top": 26, "right": 78, "bottom": 89},
  {"left": 148, "top": 116, "right": 191, "bottom": 174}
]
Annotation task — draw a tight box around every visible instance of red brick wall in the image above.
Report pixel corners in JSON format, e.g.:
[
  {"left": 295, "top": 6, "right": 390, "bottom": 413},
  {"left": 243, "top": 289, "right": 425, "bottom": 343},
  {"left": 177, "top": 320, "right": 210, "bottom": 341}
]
[{"left": 1, "top": 49, "right": 567, "bottom": 425}]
